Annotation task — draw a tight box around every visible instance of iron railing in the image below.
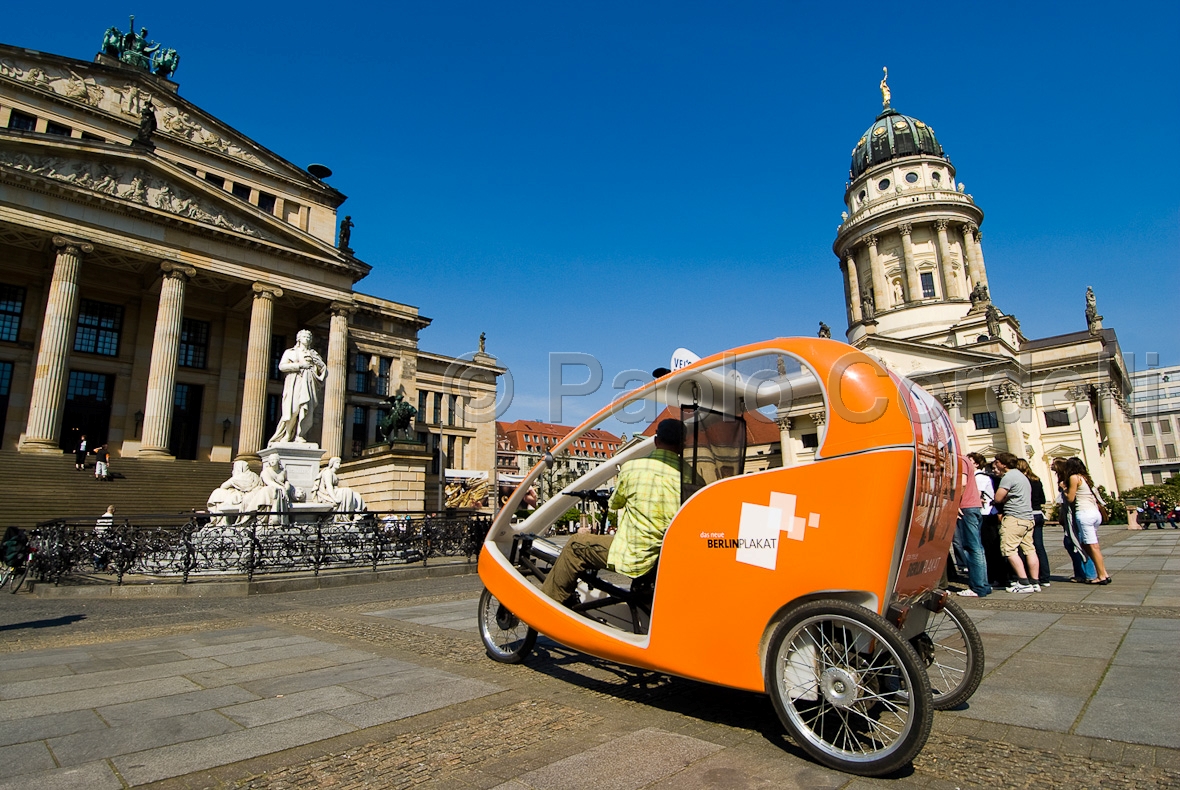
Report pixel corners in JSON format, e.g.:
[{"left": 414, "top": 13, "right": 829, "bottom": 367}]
[{"left": 28, "top": 511, "right": 492, "bottom": 585}]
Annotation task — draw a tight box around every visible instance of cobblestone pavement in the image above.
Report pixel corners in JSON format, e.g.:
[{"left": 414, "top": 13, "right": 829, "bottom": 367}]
[{"left": 0, "top": 528, "right": 1176, "bottom": 789}]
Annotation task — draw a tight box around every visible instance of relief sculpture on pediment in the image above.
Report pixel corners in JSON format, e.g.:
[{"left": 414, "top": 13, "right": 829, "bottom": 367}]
[
  {"left": 0, "top": 150, "right": 274, "bottom": 240},
  {"left": 0, "top": 54, "right": 263, "bottom": 167}
]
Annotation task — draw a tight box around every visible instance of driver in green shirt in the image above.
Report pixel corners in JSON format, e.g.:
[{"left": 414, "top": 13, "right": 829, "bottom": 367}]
[{"left": 540, "top": 419, "right": 684, "bottom": 603}]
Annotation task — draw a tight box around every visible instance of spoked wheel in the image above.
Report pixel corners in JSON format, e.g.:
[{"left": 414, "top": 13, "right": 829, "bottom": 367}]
[
  {"left": 764, "top": 600, "right": 933, "bottom": 776},
  {"left": 5, "top": 564, "right": 28, "bottom": 594},
  {"left": 477, "top": 587, "right": 537, "bottom": 663},
  {"left": 911, "top": 597, "right": 984, "bottom": 710}
]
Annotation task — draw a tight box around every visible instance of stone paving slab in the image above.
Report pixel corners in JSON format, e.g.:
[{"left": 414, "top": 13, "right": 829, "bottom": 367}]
[
  {"left": 0, "top": 759, "right": 123, "bottom": 790},
  {"left": 0, "top": 708, "right": 107, "bottom": 747},
  {"left": 490, "top": 727, "right": 724, "bottom": 790},
  {"left": 97, "top": 684, "right": 261, "bottom": 726},
  {"left": 49, "top": 708, "right": 242, "bottom": 766},
  {"left": 112, "top": 711, "right": 358, "bottom": 786},
  {"left": 219, "top": 684, "right": 374, "bottom": 728},
  {"left": 0, "top": 739, "right": 56, "bottom": 775}
]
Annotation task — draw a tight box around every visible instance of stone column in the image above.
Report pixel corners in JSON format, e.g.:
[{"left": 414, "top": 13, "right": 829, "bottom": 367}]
[
  {"left": 237, "top": 283, "right": 283, "bottom": 460},
  {"left": 810, "top": 410, "right": 827, "bottom": 448},
  {"left": 898, "top": 223, "right": 923, "bottom": 302},
  {"left": 20, "top": 236, "right": 93, "bottom": 453},
  {"left": 960, "top": 223, "right": 980, "bottom": 290},
  {"left": 1097, "top": 383, "right": 1143, "bottom": 493},
  {"left": 776, "top": 416, "right": 795, "bottom": 467},
  {"left": 865, "top": 234, "right": 891, "bottom": 310},
  {"left": 934, "top": 219, "right": 960, "bottom": 299},
  {"left": 973, "top": 229, "right": 989, "bottom": 289},
  {"left": 994, "top": 381, "right": 1025, "bottom": 457},
  {"left": 139, "top": 262, "right": 196, "bottom": 459},
  {"left": 320, "top": 301, "right": 354, "bottom": 461},
  {"left": 844, "top": 254, "right": 862, "bottom": 323},
  {"left": 940, "top": 392, "right": 967, "bottom": 454}
]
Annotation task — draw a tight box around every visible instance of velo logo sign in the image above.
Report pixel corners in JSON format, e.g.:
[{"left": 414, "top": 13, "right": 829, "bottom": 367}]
[{"left": 731, "top": 493, "right": 820, "bottom": 571}]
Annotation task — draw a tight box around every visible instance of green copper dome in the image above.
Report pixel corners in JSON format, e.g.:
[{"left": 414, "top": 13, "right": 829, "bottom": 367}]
[{"left": 850, "top": 108, "right": 946, "bottom": 180}]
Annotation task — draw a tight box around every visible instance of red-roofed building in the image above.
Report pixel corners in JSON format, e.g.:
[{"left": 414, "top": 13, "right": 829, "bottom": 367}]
[{"left": 496, "top": 420, "right": 623, "bottom": 503}]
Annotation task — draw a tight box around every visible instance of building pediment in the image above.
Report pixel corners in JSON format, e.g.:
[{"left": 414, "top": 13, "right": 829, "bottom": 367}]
[
  {"left": 856, "top": 333, "right": 1008, "bottom": 373},
  {"left": 0, "top": 133, "right": 366, "bottom": 279},
  {"left": 0, "top": 44, "right": 335, "bottom": 194}
]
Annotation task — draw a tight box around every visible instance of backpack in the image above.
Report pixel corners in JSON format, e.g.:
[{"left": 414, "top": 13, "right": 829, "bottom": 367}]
[{"left": 2, "top": 529, "right": 28, "bottom": 566}]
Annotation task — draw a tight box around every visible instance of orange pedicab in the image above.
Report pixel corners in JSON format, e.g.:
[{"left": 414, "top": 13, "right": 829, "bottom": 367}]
[{"left": 477, "top": 338, "right": 983, "bottom": 776}]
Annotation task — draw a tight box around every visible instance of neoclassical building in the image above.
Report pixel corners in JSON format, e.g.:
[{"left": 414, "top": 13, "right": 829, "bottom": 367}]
[
  {"left": 0, "top": 31, "right": 501, "bottom": 508},
  {"left": 773, "top": 81, "right": 1140, "bottom": 493}
]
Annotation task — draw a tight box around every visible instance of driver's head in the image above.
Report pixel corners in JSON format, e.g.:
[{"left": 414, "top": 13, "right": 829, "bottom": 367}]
[{"left": 654, "top": 419, "right": 686, "bottom": 452}]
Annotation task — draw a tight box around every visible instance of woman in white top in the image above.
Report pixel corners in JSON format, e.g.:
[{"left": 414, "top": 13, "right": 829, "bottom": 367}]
[{"left": 1061, "top": 457, "right": 1111, "bottom": 584}]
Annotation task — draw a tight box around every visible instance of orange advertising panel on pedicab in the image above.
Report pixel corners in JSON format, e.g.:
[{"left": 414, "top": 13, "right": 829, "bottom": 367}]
[{"left": 477, "top": 338, "right": 979, "bottom": 776}]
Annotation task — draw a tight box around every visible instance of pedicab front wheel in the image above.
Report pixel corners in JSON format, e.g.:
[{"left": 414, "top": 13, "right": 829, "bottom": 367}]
[
  {"left": 764, "top": 599, "right": 933, "bottom": 777},
  {"left": 478, "top": 587, "right": 537, "bottom": 663}
]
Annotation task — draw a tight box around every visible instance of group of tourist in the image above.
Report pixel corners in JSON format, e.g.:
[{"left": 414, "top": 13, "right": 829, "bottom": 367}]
[{"left": 954, "top": 452, "right": 1111, "bottom": 597}]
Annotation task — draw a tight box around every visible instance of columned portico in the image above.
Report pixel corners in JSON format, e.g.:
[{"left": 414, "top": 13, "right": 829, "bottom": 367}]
[
  {"left": 320, "top": 301, "right": 354, "bottom": 461},
  {"left": 237, "top": 283, "right": 283, "bottom": 460},
  {"left": 19, "top": 236, "right": 93, "bottom": 454},
  {"left": 139, "top": 262, "right": 196, "bottom": 459}
]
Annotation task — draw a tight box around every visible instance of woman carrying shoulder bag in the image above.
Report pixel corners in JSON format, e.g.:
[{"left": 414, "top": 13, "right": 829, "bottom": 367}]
[{"left": 1062, "top": 457, "right": 1111, "bottom": 585}]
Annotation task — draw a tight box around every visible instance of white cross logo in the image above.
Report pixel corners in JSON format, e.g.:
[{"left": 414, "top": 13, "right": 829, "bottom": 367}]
[{"left": 736, "top": 493, "right": 821, "bottom": 570}]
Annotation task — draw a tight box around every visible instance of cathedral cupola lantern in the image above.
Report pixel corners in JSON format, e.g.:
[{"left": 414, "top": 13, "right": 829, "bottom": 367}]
[{"left": 833, "top": 71, "right": 990, "bottom": 343}]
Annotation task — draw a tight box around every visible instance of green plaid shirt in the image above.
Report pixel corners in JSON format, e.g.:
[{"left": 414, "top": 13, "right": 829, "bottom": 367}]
[{"left": 607, "top": 448, "right": 681, "bottom": 577}]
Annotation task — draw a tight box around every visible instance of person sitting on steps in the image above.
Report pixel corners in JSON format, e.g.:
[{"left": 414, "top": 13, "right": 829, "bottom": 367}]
[{"left": 541, "top": 418, "right": 685, "bottom": 604}]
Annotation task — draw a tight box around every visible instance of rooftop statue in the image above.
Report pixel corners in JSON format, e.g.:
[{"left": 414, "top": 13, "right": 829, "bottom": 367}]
[
  {"left": 1085, "top": 285, "right": 1103, "bottom": 334},
  {"left": 100, "top": 17, "right": 179, "bottom": 78},
  {"left": 338, "top": 215, "right": 354, "bottom": 253},
  {"left": 985, "top": 304, "right": 1001, "bottom": 339},
  {"left": 818, "top": 321, "right": 831, "bottom": 339},
  {"left": 880, "top": 67, "right": 891, "bottom": 110}
]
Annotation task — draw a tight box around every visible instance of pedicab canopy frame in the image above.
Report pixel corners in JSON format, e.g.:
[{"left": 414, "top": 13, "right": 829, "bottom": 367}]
[{"left": 479, "top": 337, "right": 961, "bottom": 694}]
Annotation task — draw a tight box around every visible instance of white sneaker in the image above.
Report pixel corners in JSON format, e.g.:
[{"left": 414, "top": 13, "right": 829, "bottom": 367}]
[
  {"left": 1031, "top": 583, "right": 1041, "bottom": 592},
  {"left": 1009, "top": 583, "right": 1037, "bottom": 594},
  {"left": 957, "top": 589, "right": 980, "bottom": 597}
]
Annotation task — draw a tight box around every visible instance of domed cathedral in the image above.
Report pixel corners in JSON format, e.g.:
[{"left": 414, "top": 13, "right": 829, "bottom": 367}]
[{"left": 821, "top": 70, "right": 1141, "bottom": 494}]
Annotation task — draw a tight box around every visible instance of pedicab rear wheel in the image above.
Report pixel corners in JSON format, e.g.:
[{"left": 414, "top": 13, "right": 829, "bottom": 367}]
[
  {"left": 478, "top": 587, "right": 537, "bottom": 663},
  {"left": 764, "top": 599, "right": 933, "bottom": 777},
  {"left": 911, "top": 596, "right": 984, "bottom": 710}
]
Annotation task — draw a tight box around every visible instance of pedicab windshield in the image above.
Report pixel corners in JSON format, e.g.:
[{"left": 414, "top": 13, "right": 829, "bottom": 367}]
[{"left": 496, "top": 351, "right": 824, "bottom": 534}]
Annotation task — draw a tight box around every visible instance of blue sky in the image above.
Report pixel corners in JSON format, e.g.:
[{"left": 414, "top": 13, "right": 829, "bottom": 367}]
[{"left": 7, "top": 2, "right": 1179, "bottom": 428}]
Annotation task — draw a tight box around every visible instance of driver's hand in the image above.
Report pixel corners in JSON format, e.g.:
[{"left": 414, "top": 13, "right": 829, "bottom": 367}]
[{"left": 577, "top": 526, "right": 591, "bottom": 534}]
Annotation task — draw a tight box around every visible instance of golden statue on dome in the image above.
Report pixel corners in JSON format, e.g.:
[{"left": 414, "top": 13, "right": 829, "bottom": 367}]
[{"left": 880, "top": 67, "right": 891, "bottom": 110}]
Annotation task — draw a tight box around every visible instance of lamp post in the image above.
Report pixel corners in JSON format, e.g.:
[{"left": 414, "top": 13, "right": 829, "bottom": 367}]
[{"left": 221, "top": 418, "right": 232, "bottom": 444}]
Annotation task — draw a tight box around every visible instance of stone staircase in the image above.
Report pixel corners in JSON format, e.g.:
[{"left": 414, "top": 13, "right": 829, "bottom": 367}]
[{"left": 0, "top": 451, "right": 232, "bottom": 527}]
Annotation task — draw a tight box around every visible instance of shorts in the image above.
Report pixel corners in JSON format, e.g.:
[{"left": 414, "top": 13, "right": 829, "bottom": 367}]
[
  {"left": 1075, "top": 508, "right": 1101, "bottom": 544},
  {"left": 1000, "top": 515, "right": 1035, "bottom": 556}
]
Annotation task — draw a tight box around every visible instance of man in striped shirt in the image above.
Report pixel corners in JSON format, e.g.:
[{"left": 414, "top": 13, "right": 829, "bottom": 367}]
[{"left": 541, "top": 419, "right": 684, "bottom": 603}]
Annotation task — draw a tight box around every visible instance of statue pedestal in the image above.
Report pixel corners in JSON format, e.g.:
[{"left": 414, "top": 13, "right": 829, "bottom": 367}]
[
  {"left": 260, "top": 444, "right": 324, "bottom": 495},
  {"left": 338, "top": 443, "right": 430, "bottom": 512}
]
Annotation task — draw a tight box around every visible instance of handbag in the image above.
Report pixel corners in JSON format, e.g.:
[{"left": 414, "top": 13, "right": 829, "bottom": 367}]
[{"left": 1094, "top": 487, "right": 1110, "bottom": 524}]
